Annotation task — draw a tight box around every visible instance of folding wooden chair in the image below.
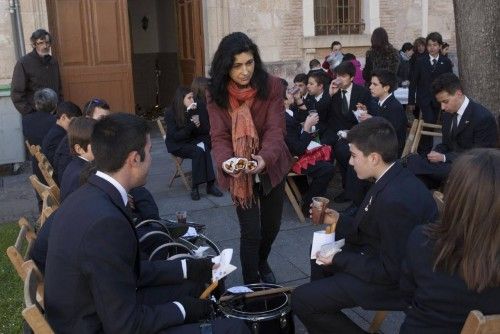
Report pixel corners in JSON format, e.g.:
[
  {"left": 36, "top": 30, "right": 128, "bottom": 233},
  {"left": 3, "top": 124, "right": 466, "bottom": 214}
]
[
  {"left": 410, "top": 119, "right": 443, "bottom": 154},
  {"left": 22, "top": 266, "right": 53, "bottom": 334},
  {"left": 25, "top": 140, "right": 41, "bottom": 157},
  {"left": 367, "top": 311, "right": 389, "bottom": 333},
  {"left": 6, "top": 217, "right": 37, "bottom": 281},
  {"left": 156, "top": 117, "right": 192, "bottom": 191},
  {"left": 284, "top": 172, "right": 306, "bottom": 223},
  {"left": 34, "top": 152, "right": 60, "bottom": 196},
  {"left": 401, "top": 119, "right": 419, "bottom": 157},
  {"left": 29, "top": 175, "right": 60, "bottom": 207},
  {"left": 461, "top": 310, "right": 500, "bottom": 334}
]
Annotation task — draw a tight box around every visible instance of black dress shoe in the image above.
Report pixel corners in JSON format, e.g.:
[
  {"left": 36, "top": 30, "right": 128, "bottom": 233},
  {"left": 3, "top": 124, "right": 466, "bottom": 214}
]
[
  {"left": 191, "top": 188, "right": 200, "bottom": 201},
  {"left": 333, "top": 191, "right": 350, "bottom": 203},
  {"left": 259, "top": 262, "right": 276, "bottom": 284},
  {"left": 207, "top": 184, "right": 223, "bottom": 197}
]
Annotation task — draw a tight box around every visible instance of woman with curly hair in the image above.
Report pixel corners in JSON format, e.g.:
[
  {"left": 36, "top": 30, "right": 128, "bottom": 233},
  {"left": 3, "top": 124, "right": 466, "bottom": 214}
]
[
  {"left": 207, "top": 32, "right": 292, "bottom": 284},
  {"left": 362, "top": 27, "right": 399, "bottom": 87}
]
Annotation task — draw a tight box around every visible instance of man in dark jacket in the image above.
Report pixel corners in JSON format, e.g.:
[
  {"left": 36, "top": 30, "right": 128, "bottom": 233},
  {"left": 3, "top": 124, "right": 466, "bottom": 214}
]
[
  {"left": 406, "top": 73, "right": 498, "bottom": 188},
  {"left": 11, "top": 29, "right": 62, "bottom": 116},
  {"left": 292, "top": 118, "right": 437, "bottom": 334},
  {"left": 44, "top": 113, "right": 248, "bottom": 334}
]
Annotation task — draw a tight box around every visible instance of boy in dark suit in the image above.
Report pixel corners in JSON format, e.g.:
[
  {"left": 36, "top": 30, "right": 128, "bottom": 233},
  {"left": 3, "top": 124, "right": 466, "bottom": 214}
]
[
  {"left": 406, "top": 73, "right": 498, "bottom": 188},
  {"left": 59, "top": 117, "right": 95, "bottom": 201},
  {"left": 316, "top": 61, "right": 377, "bottom": 203},
  {"left": 42, "top": 101, "right": 82, "bottom": 167},
  {"left": 292, "top": 117, "right": 437, "bottom": 334},
  {"left": 284, "top": 90, "right": 335, "bottom": 215},
  {"left": 407, "top": 32, "right": 453, "bottom": 154},
  {"left": 44, "top": 113, "right": 248, "bottom": 333}
]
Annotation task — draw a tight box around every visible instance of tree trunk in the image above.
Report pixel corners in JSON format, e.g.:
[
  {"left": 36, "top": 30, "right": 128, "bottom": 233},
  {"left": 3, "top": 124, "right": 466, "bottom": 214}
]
[{"left": 453, "top": 0, "right": 500, "bottom": 116}]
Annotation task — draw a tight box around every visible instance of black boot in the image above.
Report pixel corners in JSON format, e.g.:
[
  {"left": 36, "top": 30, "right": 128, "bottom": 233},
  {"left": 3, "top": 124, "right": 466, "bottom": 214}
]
[
  {"left": 191, "top": 186, "right": 200, "bottom": 200},
  {"left": 206, "top": 181, "right": 223, "bottom": 197},
  {"left": 259, "top": 261, "right": 276, "bottom": 284}
]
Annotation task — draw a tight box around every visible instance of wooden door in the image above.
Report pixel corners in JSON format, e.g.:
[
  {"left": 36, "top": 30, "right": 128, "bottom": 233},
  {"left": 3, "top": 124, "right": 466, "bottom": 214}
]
[
  {"left": 46, "top": 0, "right": 134, "bottom": 113},
  {"left": 175, "top": 0, "right": 205, "bottom": 85}
]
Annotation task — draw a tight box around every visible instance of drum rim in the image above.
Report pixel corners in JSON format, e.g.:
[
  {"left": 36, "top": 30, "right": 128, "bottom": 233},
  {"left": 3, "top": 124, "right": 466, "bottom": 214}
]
[{"left": 219, "top": 283, "right": 291, "bottom": 321}]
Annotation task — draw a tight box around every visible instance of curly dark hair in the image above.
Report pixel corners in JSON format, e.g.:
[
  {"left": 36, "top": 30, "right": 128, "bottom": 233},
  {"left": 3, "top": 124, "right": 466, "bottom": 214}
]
[{"left": 208, "top": 32, "right": 269, "bottom": 109}]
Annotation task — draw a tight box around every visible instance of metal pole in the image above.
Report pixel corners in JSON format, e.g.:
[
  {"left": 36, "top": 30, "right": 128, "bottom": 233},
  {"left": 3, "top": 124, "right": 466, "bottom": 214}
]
[{"left": 9, "top": 0, "right": 25, "bottom": 60}]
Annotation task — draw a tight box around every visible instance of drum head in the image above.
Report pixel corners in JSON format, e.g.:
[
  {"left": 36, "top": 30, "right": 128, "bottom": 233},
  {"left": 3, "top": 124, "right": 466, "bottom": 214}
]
[{"left": 219, "top": 283, "right": 290, "bottom": 322}]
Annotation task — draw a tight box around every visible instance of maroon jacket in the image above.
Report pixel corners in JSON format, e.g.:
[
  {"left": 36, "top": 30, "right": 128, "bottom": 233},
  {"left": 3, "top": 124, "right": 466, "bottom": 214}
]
[{"left": 207, "top": 75, "right": 292, "bottom": 191}]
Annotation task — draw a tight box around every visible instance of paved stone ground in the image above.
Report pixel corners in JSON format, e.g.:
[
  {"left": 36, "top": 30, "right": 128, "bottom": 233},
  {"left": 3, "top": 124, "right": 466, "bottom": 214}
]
[{"left": 0, "top": 126, "right": 404, "bottom": 333}]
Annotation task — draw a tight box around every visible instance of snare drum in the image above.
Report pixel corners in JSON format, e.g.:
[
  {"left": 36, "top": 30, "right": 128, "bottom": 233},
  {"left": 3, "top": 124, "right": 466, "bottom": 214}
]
[{"left": 218, "top": 283, "right": 294, "bottom": 334}]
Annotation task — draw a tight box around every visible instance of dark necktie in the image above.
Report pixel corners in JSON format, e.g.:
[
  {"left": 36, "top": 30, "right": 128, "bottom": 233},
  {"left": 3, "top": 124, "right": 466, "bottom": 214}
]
[
  {"left": 431, "top": 58, "right": 437, "bottom": 71},
  {"left": 450, "top": 113, "right": 458, "bottom": 136},
  {"left": 341, "top": 90, "right": 349, "bottom": 116}
]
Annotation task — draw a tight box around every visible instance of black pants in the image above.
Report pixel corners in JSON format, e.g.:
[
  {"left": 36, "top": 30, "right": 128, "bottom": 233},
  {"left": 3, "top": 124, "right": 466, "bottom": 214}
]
[
  {"left": 173, "top": 144, "right": 215, "bottom": 187},
  {"left": 292, "top": 260, "right": 405, "bottom": 334},
  {"left": 301, "top": 161, "right": 335, "bottom": 210},
  {"left": 405, "top": 153, "right": 451, "bottom": 189},
  {"left": 332, "top": 139, "right": 350, "bottom": 188},
  {"left": 236, "top": 179, "right": 285, "bottom": 284},
  {"left": 138, "top": 281, "right": 250, "bottom": 334}
]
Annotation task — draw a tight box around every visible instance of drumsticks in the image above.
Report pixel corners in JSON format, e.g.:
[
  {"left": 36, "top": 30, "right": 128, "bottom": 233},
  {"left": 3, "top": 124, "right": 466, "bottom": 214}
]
[
  {"left": 219, "top": 286, "right": 295, "bottom": 302},
  {"left": 199, "top": 281, "right": 218, "bottom": 299}
]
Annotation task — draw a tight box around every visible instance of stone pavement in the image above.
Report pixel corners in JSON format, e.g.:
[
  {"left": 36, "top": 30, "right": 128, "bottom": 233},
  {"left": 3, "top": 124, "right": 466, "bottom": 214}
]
[{"left": 0, "top": 126, "right": 404, "bottom": 333}]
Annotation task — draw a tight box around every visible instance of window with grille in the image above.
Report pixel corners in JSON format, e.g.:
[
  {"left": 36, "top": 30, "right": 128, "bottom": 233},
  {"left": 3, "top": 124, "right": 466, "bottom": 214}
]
[{"left": 314, "top": 0, "right": 364, "bottom": 35}]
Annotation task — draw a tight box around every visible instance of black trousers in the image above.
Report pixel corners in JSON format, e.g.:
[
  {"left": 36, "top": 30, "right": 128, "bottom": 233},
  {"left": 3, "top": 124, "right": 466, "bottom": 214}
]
[
  {"left": 405, "top": 153, "right": 451, "bottom": 189},
  {"left": 236, "top": 179, "right": 285, "bottom": 284},
  {"left": 301, "top": 161, "right": 335, "bottom": 210},
  {"left": 173, "top": 144, "right": 215, "bottom": 187},
  {"left": 292, "top": 260, "right": 405, "bottom": 334},
  {"left": 138, "top": 281, "right": 250, "bottom": 334},
  {"left": 332, "top": 138, "right": 350, "bottom": 188}
]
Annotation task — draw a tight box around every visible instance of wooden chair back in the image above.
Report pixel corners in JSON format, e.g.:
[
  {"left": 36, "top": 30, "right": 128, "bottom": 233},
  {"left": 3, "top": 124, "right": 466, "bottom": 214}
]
[
  {"left": 156, "top": 117, "right": 192, "bottom": 191},
  {"left": 461, "top": 310, "right": 500, "bottom": 334},
  {"left": 25, "top": 140, "right": 41, "bottom": 157},
  {"left": 35, "top": 152, "right": 60, "bottom": 194},
  {"left": 401, "top": 119, "right": 419, "bottom": 157},
  {"left": 29, "top": 175, "right": 60, "bottom": 207},
  {"left": 6, "top": 217, "right": 37, "bottom": 280},
  {"left": 22, "top": 266, "right": 53, "bottom": 334},
  {"left": 411, "top": 120, "right": 443, "bottom": 154}
]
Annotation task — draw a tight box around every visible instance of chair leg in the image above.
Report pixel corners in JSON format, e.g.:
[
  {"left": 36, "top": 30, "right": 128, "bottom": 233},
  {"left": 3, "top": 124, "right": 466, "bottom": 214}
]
[
  {"left": 178, "top": 167, "right": 191, "bottom": 191},
  {"left": 285, "top": 180, "right": 305, "bottom": 223},
  {"left": 287, "top": 176, "right": 303, "bottom": 203},
  {"left": 367, "top": 310, "right": 388, "bottom": 333},
  {"left": 168, "top": 168, "right": 179, "bottom": 188}
]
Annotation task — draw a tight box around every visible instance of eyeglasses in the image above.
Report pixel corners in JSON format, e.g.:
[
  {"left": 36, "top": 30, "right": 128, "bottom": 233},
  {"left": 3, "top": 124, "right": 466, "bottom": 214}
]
[{"left": 35, "top": 40, "right": 51, "bottom": 46}]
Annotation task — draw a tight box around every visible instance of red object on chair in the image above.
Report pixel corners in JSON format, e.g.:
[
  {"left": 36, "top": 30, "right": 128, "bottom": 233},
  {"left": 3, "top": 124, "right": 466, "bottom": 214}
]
[{"left": 292, "top": 145, "right": 332, "bottom": 174}]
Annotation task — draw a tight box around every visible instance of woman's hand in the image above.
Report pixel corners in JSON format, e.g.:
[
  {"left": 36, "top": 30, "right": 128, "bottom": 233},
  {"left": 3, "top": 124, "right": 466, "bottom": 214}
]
[{"left": 246, "top": 154, "right": 266, "bottom": 174}]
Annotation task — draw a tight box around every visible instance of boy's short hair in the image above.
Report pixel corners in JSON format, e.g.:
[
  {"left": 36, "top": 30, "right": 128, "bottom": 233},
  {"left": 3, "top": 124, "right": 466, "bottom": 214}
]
[
  {"left": 56, "top": 101, "right": 82, "bottom": 119},
  {"left": 308, "top": 72, "right": 326, "bottom": 88},
  {"left": 371, "top": 69, "right": 398, "bottom": 93},
  {"left": 426, "top": 32, "right": 443, "bottom": 45},
  {"left": 293, "top": 73, "right": 308, "bottom": 84},
  {"left": 68, "top": 117, "right": 97, "bottom": 155},
  {"left": 347, "top": 117, "right": 399, "bottom": 163},
  {"left": 309, "top": 59, "right": 321, "bottom": 69},
  {"left": 432, "top": 73, "right": 463, "bottom": 96},
  {"left": 334, "top": 61, "right": 355, "bottom": 78}
]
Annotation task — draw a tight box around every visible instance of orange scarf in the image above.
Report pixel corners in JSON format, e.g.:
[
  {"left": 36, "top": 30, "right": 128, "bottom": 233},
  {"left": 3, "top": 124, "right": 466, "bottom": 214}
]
[{"left": 227, "top": 81, "right": 259, "bottom": 207}]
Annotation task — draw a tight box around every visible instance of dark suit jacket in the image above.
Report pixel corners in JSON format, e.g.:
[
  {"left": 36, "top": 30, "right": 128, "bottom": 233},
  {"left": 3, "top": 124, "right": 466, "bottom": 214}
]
[
  {"left": 400, "top": 225, "right": 500, "bottom": 334},
  {"left": 333, "top": 162, "right": 437, "bottom": 287},
  {"left": 60, "top": 156, "right": 87, "bottom": 202},
  {"left": 129, "top": 186, "right": 160, "bottom": 222},
  {"left": 285, "top": 113, "right": 315, "bottom": 157},
  {"left": 53, "top": 134, "right": 73, "bottom": 184},
  {"left": 41, "top": 123, "right": 66, "bottom": 166},
  {"left": 378, "top": 94, "right": 408, "bottom": 156},
  {"left": 316, "top": 83, "right": 377, "bottom": 145},
  {"left": 22, "top": 111, "right": 56, "bottom": 146},
  {"left": 164, "top": 101, "right": 211, "bottom": 154},
  {"left": 434, "top": 99, "right": 498, "bottom": 162},
  {"left": 45, "top": 175, "right": 186, "bottom": 333},
  {"left": 408, "top": 55, "right": 453, "bottom": 107}
]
